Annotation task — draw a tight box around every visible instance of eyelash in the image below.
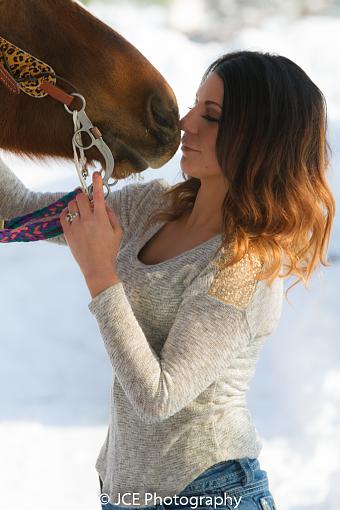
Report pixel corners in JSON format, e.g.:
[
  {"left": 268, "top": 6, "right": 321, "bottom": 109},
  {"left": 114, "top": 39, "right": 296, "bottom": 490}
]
[{"left": 187, "top": 106, "right": 220, "bottom": 123}]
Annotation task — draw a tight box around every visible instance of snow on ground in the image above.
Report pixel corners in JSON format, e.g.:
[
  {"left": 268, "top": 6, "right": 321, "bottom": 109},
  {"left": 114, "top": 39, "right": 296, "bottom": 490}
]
[{"left": 0, "top": 3, "right": 339, "bottom": 510}]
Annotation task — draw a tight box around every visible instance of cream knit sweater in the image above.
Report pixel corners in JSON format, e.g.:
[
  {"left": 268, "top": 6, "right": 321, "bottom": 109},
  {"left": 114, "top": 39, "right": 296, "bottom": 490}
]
[{"left": 0, "top": 156, "right": 283, "bottom": 508}]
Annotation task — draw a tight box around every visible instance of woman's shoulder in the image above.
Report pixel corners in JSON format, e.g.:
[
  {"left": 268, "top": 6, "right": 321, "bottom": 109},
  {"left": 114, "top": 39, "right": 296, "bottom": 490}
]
[
  {"left": 121, "top": 176, "right": 170, "bottom": 196},
  {"left": 184, "top": 247, "right": 284, "bottom": 336},
  {"left": 105, "top": 176, "right": 171, "bottom": 233},
  {"left": 122, "top": 176, "right": 170, "bottom": 211}
]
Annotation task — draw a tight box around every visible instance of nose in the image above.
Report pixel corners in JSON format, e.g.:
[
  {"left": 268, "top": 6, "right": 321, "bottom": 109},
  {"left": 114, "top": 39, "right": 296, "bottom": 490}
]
[
  {"left": 179, "top": 110, "right": 197, "bottom": 134},
  {"left": 147, "top": 93, "right": 179, "bottom": 141},
  {"left": 179, "top": 115, "right": 185, "bottom": 130}
]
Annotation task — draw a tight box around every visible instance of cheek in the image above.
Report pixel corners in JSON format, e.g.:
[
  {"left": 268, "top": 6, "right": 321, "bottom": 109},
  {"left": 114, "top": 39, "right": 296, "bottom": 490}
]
[
  {"left": 201, "top": 133, "right": 219, "bottom": 160},
  {"left": 199, "top": 132, "right": 222, "bottom": 172}
]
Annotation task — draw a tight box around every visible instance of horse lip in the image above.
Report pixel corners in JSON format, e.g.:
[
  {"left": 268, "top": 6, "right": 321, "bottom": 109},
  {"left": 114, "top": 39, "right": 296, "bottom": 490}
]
[
  {"left": 117, "top": 139, "right": 149, "bottom": 167},
  {"left": 103, "top": 135, "right": 150, "bottom": 169},
  {"left": 107, "top": 134, "right": 178, "bottom": 170},
  {"left": 97, "top": 121, "right": 180, "bottom": 171}
]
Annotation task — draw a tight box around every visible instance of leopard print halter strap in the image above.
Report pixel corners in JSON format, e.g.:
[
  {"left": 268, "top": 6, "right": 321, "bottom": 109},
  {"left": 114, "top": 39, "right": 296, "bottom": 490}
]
[
  {"left": 0, "top": 36, "right": 116, "bottom": 242},
  {"left": 0, "top": 36, "right": 78, "bottom": 242},
  {"left": 0, "top": 35, "right": 56, "bottom": 97}
]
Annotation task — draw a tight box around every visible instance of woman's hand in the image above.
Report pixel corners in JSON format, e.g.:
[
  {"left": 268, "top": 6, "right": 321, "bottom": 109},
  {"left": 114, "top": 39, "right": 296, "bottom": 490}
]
[{"left": 60, "top": 171, "right": 122, "bottom": 299}]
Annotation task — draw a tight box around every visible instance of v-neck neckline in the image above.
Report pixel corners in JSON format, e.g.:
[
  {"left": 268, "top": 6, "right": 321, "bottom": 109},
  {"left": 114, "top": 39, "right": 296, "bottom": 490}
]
[{"left": 135, "top": 219, "right": 222, "bottom": 269}]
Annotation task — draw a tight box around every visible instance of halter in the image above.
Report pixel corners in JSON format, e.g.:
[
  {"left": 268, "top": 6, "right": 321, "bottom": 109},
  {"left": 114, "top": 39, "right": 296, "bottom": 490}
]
[{"left": 0, "top": 35, "right": 118, "bottom": 242}]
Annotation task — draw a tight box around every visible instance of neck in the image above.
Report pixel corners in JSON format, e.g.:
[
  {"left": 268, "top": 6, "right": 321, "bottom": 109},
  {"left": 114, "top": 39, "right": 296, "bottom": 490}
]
[{"left": 183, "top": 175, "right": 228, "bottom": 235}]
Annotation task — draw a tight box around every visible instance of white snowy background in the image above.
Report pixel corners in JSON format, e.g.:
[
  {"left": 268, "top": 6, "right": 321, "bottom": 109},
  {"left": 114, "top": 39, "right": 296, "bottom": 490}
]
[{"left": 0, "top": 1, "right": 339, "bottom": 509}]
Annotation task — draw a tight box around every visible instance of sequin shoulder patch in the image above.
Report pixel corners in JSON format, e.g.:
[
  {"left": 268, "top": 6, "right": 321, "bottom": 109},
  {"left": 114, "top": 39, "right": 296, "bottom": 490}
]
[{"left": 208, "top": 251, "right": 262, "bottom": 309}]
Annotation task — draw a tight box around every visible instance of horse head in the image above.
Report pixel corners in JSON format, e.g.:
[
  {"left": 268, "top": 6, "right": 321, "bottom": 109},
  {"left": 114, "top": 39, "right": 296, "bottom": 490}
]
[{"left": 0, "top": 0, "right": 180, "bottom": 179}]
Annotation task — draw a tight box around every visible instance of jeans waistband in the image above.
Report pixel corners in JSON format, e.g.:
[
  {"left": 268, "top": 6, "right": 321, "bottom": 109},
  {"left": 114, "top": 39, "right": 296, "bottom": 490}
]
[
  {"left": 98, "top": 457, "right": 262, "bottom": 503},
  {"left": 179, "top": 457, "right": 261, "bottom": 495}
]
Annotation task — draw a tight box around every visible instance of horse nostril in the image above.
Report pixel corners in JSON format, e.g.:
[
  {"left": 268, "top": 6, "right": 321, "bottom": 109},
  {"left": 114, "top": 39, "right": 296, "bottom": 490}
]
[
  {"left": 148, "top": 93, "right": 177, "bottom": 132},
  {"left": 152, "top": 107, "right": 169, "bottom": 128}
]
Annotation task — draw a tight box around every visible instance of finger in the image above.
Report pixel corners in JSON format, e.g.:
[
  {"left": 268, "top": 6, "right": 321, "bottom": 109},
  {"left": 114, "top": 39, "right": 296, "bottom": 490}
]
[
  {"left": 59, "top": 207, "right": 71, "bottom": 232},
  {"left": 92, "top": 171, "right": 106, "bottom": 215},
  {"left": 75, "top": 191, "right": 92, "bottom": 219},
  {"left": 67, "top": 199, "right": 80, "bottom": 213}
]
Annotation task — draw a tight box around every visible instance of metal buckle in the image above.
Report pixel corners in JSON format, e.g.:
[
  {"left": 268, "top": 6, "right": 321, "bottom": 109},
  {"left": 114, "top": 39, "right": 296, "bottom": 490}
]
[{"left": 64, "top": 93, "right": 118, "bottom": 199}]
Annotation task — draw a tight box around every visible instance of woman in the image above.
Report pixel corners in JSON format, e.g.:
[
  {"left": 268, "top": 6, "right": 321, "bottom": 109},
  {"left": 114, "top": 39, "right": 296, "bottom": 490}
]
[{"left": 0, "top": 50, "right": 335, "bottom": 510}]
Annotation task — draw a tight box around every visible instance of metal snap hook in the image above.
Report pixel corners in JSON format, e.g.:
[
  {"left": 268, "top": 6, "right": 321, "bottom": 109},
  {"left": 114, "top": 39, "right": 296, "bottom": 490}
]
[
  {"left": 108, "top": 179, "right": 119, "bottom": 188},
  {"left": 102, "top": 171, "right": 119, "bottom": 189},
  {"left": 87, "top": 181, "right": 110, "bottom": 201},
  {"left": 64, "top": 93, "right": 86, "bottom": 114},
  {"left": 73, "top": 128, "right": 96, "bottom": 150}
]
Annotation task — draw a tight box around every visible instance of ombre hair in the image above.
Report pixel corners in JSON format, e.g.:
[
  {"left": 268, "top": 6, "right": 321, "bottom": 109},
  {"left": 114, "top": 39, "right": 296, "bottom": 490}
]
[{"left": 143, "top": 50, "right": 335, "bottom": 292}]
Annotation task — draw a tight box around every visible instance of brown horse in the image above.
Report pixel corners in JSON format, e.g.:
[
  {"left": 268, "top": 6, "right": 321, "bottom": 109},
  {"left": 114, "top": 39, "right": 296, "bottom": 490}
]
[{"left": 0, "top": 0, "right": 180, "bottom": 179}]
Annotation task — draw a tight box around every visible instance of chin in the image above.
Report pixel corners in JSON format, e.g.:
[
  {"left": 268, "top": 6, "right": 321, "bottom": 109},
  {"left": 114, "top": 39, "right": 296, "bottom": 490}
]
[
  {"left": 180, "top": 157, "right": 224, "bottom": 181},
  {"left": 180, "top": 157, "right": 203, "bottom": 179}
]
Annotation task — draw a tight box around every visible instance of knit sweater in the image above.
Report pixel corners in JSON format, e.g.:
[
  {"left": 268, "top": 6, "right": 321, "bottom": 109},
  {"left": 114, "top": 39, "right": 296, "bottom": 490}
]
[{"left": 0, "top": 155, "right": 284, "bottom": 508}]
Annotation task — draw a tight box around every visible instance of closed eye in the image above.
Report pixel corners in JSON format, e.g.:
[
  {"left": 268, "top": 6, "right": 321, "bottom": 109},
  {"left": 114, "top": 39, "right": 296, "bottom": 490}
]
[
  {"left": 187, "top": 107, "right": 220, "bottom": 123},
  {"left": 202, "top": 114, "right": 220, "bottom": 123}
]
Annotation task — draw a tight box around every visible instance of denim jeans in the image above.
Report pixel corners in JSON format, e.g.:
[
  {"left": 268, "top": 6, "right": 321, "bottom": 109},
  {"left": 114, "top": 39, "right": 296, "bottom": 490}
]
[{"left": 98, "top": 457, "right": 278, "bottom": 510}]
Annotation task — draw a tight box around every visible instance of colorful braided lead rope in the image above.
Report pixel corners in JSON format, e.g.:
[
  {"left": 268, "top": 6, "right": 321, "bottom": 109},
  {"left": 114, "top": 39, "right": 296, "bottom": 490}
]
[{"left": 0, "top": 187, "right": 83, "bottom": 243}]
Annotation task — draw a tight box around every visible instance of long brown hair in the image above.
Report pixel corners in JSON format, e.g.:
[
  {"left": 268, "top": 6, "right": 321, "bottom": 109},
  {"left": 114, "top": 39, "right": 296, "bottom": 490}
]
[{"left": 143, "top": 50, "right": 335, "bottom": 291}]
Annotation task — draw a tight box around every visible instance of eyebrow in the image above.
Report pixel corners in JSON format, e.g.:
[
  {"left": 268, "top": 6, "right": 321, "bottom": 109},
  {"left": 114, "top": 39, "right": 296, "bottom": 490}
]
[{"left": 195, "top": 95, "right": 222, "bottom": 109}]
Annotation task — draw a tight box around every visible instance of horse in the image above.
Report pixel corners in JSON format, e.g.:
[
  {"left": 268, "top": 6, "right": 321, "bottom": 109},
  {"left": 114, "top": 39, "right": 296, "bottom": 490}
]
[{"left": 0, "top": 0, "right": 180, "bottom": 180}]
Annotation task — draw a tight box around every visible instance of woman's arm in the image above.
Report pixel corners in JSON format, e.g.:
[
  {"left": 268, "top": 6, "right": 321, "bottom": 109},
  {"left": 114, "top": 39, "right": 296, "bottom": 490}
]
[
  {"left": 0, "top": 155, "right": 70, "bottom": 245},
  {"left": 88, "top": 257, "right": 284, "bottom": 424},
  {"left": 0, "top": 155, "right": 165, "bottom": 246}
]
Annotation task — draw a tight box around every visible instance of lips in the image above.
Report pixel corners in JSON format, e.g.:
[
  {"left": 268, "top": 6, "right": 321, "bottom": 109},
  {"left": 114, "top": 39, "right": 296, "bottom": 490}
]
[
  {"left": 181, "top": 144, "right": 199, "bottom": 152},
  {"left": 181, "top": 138, "right": 199, "bottom": 151}
]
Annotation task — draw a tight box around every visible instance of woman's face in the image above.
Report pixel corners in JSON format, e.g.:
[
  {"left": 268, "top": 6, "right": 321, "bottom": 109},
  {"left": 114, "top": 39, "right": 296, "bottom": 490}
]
[{"left": 180, "top": 71, "right": 224, "bottom": 179}]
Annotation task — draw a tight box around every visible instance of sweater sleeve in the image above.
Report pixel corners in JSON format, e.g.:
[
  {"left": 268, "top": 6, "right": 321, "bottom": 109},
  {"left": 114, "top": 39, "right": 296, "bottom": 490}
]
[
  {"left": 87, "top": 255, "right": 277, "bottom": 425},
  {"left": 0, "top": 154, "right": 69, "bottom": 245},
  {"left": 0, "top": 154, "right": 165, "bottom": 246}
]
